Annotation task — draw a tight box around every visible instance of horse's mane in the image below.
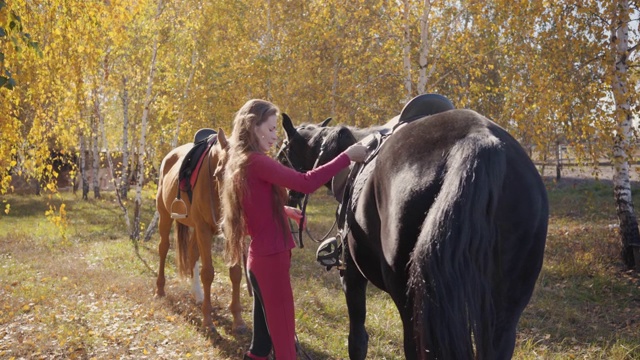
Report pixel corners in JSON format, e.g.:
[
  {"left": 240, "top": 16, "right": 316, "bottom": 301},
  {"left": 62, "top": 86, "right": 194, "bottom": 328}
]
[{"left": 346, "top": 125, "right": 388, "bottom": 141}]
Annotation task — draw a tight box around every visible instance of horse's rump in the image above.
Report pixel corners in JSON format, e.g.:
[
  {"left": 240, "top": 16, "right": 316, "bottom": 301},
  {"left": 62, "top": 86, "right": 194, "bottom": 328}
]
[{"left": 389, "top": 110, "right": 546, "bottom": 359}]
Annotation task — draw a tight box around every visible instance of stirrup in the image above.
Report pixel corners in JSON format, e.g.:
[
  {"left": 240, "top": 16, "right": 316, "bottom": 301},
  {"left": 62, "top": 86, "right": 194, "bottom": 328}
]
[
  {"left": 170, "top": 198, "right": 188, "bottom": 219},
  {"left": 316, "top": 237, "right": 342, "bottom": 271}
]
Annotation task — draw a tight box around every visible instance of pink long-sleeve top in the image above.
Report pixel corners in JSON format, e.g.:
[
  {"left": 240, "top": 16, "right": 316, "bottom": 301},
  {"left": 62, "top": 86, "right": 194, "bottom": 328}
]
[{"left": 243, "top": 151, "right": 351, "bottom": 256}]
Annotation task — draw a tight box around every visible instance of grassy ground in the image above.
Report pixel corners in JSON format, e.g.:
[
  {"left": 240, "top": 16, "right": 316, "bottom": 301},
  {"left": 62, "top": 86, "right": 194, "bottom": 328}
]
[{"left": 1, "top": 177, "right": 640, "bottom": 359}]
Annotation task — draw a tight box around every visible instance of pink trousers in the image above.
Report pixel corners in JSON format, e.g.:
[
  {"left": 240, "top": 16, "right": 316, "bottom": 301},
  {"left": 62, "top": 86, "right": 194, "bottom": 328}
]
[{"left": 246, "top": 250, "right": 296, "bottom": 360}]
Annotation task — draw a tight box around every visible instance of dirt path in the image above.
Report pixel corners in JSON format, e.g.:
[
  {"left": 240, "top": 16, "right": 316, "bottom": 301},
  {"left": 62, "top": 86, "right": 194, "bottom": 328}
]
[{"left": 540, "top": 164, "right": 640, "bottom": 183}]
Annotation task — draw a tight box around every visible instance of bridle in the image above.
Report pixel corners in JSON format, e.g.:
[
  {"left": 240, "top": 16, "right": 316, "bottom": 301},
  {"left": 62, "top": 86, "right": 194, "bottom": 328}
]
[
  {"left": 276, "top": 138, "right": 300, "bottom": 172},
  {"left": 276, "top": 138, "right": 337, "bottom": 248}
]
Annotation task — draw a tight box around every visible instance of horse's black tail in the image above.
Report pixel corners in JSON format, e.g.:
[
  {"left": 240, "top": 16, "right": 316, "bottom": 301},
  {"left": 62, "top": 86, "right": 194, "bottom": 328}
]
[{"left": 407, "top": 131, "right": 505, "bottom": 360}]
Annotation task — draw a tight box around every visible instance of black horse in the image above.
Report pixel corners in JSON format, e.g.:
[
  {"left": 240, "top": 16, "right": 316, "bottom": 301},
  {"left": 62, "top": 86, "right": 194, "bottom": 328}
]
[{"left": 279, "top": 99, "right": 548, "bottom": 359}]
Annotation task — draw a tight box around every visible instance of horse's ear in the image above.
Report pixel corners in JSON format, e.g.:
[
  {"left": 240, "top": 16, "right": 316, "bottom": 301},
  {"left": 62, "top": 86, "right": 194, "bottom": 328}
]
[
  {"left": 217, "top": 128, "right": 229, "bottom": 149},
  {"left": 338, "top": 127, "right": 356, "bottom": 151},
  {"left": 282, "top": 113, "right": 296, "bottom": 138},
  {"left": 319, "top": 117, "right": 332, "bottom": 127}
]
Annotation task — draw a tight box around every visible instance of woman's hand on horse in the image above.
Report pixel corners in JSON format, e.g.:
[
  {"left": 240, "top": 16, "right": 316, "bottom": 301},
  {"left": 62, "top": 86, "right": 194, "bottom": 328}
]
[
  {"left": 284, "top": 206, "right": 307, "bottom": 230},
  {"left": 345, "top": 144, "right": 368, "bottom": 163}
]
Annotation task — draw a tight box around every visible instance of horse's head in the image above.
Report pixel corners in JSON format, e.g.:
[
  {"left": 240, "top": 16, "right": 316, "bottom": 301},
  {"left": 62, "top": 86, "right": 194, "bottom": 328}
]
[{"left": 278, "top": 113, "right": 357, "bottom": 205}]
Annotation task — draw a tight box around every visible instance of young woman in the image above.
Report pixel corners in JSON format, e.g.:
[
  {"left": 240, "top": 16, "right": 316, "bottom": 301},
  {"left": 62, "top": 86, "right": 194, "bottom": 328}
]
[{"left": 221, "top": 99, "right": 367, "bottom": 360}]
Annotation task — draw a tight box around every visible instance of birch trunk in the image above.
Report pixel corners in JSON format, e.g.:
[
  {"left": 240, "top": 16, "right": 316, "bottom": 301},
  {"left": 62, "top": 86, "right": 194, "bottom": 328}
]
[
  {"left": 134, "top": 0, "right": 163, "bottom": 241},
  {"left": 555, "top": 140, "right": 562, "bottom": 181},
  {"left": 91, "top": 113, "right": 101, "bottom": 199},
  {"left": 402, "top": 0, "right": 412, "bottom": 101},
  {"left": 417, "top": 0, "right": 431, "bottom": 94},
  {"left": 144, "top": 45, "right": 196, "bottom": 242},
  {"left": 120, "top": 76, "right": 130, "bottom": 199},
  {"left": 95, "top": 77, "right": 132, "bottom": 232},
  {"left": 610, "top": 0, "right": 640, "bottom": 270},
  {"left": 80, "top": 132, "right": 89, "bottom": 200}
]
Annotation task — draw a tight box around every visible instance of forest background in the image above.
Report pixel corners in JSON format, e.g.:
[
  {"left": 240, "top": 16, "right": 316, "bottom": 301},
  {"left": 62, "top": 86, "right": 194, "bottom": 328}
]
[
  {"left": 2, "top": 1, "right": 640, "bottom": 359},
  {"left": 1, "top": 0, "right": 640, "bottom": 261}
]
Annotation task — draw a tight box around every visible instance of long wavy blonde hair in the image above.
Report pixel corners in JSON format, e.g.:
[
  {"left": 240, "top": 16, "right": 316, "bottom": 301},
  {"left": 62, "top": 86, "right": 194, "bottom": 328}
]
[{"left": 221, "top": 99, "right": 287, "bottom": 266}]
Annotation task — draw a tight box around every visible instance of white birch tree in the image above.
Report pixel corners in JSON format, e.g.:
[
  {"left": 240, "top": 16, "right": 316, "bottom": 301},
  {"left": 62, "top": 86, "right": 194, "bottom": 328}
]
[
  {"left": 402, "top": 0, "right": 412, "bottom": 100},
  {"left": 417, "top": 0, "right": 431, "bottom": 94},
  {"left": 610, "top": 0, "right": 640, "bottom": 270},
  {"left": 133, "top": 0, "right": 163, "bottom": 241}
]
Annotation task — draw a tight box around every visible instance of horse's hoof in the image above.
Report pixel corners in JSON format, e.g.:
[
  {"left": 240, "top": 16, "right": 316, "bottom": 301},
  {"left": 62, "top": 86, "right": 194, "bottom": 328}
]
[
  {"left": 233, "top": 324, "right": 248, "bottom": 335},
  {"left": 191, "top": 286, "right": 204, "bottom": 304},
  {"left": 204, "top": 325, "right": 220, "bottom": 340}
]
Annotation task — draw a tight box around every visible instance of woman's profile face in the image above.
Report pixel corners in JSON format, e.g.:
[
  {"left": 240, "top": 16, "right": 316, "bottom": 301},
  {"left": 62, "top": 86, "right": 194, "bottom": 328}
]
[{"left": 254, "top": 114, "right": 279, "bottom": 153}]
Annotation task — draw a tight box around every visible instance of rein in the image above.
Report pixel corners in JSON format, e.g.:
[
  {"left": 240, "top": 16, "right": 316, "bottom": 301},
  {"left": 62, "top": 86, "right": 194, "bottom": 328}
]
[
  {"left": 276, "top": 139, "right": 336, "bottom": 247},
  {"left": 297, "top": 145, "right": 325, "bottom": 248}
]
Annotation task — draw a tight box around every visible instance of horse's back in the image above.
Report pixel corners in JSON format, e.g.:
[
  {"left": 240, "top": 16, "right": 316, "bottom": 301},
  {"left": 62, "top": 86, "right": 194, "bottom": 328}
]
[
  {"left": 370, "top": 108, "right": 547, "bottom": 268},
  {"left": 353, "top": 109, "right": 507, "bottom": 278},
  {"left": 159, "top": 144, "right": 192, "bottom": 179}
]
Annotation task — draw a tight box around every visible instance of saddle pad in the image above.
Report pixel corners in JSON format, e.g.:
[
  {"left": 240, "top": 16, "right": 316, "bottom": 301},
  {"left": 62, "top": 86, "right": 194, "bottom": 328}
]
[
  {"left": 349, "top": 158, "right": 376, "bottom": 214},
  {"left": 336, "top": 156, "right": 377, "bottom": 228},
  {"left": 331, "top": 167, "right": 350, "bottom": 202}
]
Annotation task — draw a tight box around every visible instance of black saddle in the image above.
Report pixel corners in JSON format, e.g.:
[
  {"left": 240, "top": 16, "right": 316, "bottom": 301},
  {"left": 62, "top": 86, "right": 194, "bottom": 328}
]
[
  {"left": 398, "top": 93, "right": 455, "bottom": 124},
  {"left": 193, "top": 128, "right": 217, "bottom": 144},
  {"left": 177, "top": 129, "right": 218, "bottom": 202}
]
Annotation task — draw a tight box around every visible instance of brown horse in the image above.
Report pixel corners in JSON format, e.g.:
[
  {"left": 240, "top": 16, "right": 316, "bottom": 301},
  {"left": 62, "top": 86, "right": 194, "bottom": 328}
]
[{"left": 155, "top": 129, "right": 247, "bottom": 335}]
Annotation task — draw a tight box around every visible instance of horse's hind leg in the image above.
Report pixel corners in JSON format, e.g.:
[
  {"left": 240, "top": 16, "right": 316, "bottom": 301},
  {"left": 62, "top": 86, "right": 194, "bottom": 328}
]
[
  {"left": 229, "top": 263, "right": 247, "bottom": 333},
  {"left": 188, "top": 234, "right": 204, "bottom": 304},
  {"left": 492, "top": 318, "right": 519, "bottom": 360},
  {"left": 388, "top": 293, "right": 418, "bottom": 360},
  {"left": 156, "top": 211, "right": 172, "bottom": 298},
  {"left": 491, "top": 230, "right": 546, "bottom": 359},
  {"left": 341, "top": 255, "right": 369, "bottom": 360},
  {"left": 194, "top": 225, "right": 217, "bottom": 335},
  {"left": 490, "top": 291, "right": 529, "bottom": 359}
]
